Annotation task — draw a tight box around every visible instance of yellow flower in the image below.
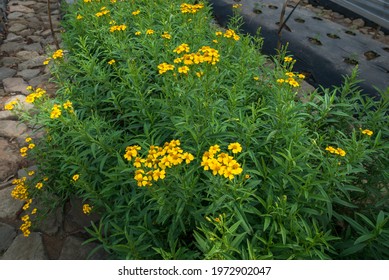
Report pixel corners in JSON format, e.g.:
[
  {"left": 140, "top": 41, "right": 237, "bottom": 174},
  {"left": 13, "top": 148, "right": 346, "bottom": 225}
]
[
  {"left": 196, "top": 71, "right": 204, "bottom": 78},
  {"left": 25, "top": 137, "right": 32, "bottom": 143},
  {"left": 26, "top": 86, "right": 33, "bottom": 91},
  {"left": 298, "top": 73, "right": 305, "bottom": 79},
  {"left": 76, "top": 14, "right": 83, "bottom": 20},
  {"left": 52, "top": 49, "right": 64, "bottom": 59},
  {"left": 178, "top": 66, "right": 189, "bottom": 74},
  {"left": 285, "top": 72, "right": 295, "bottom": 78},
  {"left": 277, "top": 78, "right": 284, "bottom": 83},
  {"left": 4, "top": 100, "right": 18, "bottom": 110},
  {"left": 253, "top": 76, "right": 259, "bottom": 81},
  {"left": 50, "top": 104, "right": 62, "bottom": 119},
  {"left": 108, "top": 59, "right": 116, "bottom": 65},
  {"left": 82, "top": 204, "right": 92, "bottom": 215},
  {"left": 35, "top": 182, "right": 43, "bottom": 189},
  {"left": 361, "top": 129, "right": 373, "bottom": 136},
  {"left": 224, "top": 29, "right": 240, "bottom": 41},
  {"left": 28, "top": 171, "right": 35, "bottom": 176},
  {"left": 158, "top": 63, "right": 175, "bottom": 74},
  {"left": 43, "top": 58, "right": 51, "bottom": 65},
  {"left": 63, "top": 100, "right": 73, "bottom": 110},
  {"left": 215, "top": 31, "right": 222, "bottom": 36},
  {"left": 233, "top": 4, "right": 242, "bottom": 8},
  {"left": 173, "top": 43, "right": 190, "bottom": 54},
  {"left": 284, "top": 57, "right": 293, "bottom": 62},
  {"left": 31, "top": 208, "right": 37, "bottom": 214},
  {"left": 180, "top": 3, "right": 204, "bottom": 14},
  {"left": 20, "top": 147, "right": 28, "bottom": 154},
  {"left": 28, "top": 143, "right": 35, "bottom": 149},
  {"left": 124, "top": 145, "right": 141, "bottom": 161},
  {"left": 161, "top": 32, "right": 171, "bottom": 39},
  {"left": 135, "top": 31, "right": 141, "bottom": 36},
  {"left": 132, "top": 10, "right": 140, "bottom": 16},
  {"left": 228, "top": 142, "right": 242, "bottom": 154},
  {"left": 146, "top": 29, "right": 154, "bottom": 35},
  {"left": 72, "top": 174, "right": 80, "bottom": 181}
]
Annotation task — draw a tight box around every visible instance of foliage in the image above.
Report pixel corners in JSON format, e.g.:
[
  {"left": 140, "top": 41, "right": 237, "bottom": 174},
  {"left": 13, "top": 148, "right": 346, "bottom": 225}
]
[{"left": 6, "top": 0, "right": 389, "bottom": 259}]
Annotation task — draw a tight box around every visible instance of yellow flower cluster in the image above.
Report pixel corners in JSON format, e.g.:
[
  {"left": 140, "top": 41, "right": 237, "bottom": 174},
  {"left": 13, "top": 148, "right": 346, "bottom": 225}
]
[
  {"left": 124, "top": 140, "right": 195, "bottom": 187},
  {"left": 83, "top": 204, "right": 92, "bottom": 215},
  {"left": 95, "top": 6, "right": 109, "bottom": 17},
  {"left": 161, "top": 32, "right": 171, "bottom": 39},
  {"left": 159, "top": 44, "right": 220, "bottom": 76},
  {"left": 19, "top": 136, "right": 35, "bottom": 157},
  {"left": 284, "top": 56, "right": 296, "bottom": 63},
  {"left": 25, "top": 86, "right": 46, "bottom": 103},
  {"left": 173, "top": 43, "right": 190, "bottom": 54},
  {"left": 20, "top": 214, "right": 32, "bottom": 237},
  {"left": 110, "top": 24, "right": 127, "bottom": 32},
  {"left": 4, "top": 100, "right": 18, "bottom": 110},
  {"left": 223, "top": 29, "right": 240, "bottom": 41},
  {"left": 277, "top": 72, "right": 305, "bottom": 87},
  {"left": 201, "top": 143, "right": 243, "bottom": 180},
  {"left": 50, "top": 104, "right": 62, "bottom": 119},
  {"left": 52, "top": 49, "right": 64, "bottom": 59},
  {"left": 108, "top": 59, "right": 116, "bottom": 65},
  {"left": 77, "top": 14, "right": 83, "bottom": 20},
  {"left": 132, "top": 10, "right": 140, "bottom": 16},
  {"left": 233, "top": 4, "right": 242, "bottom": 9},
  {"left": 360, "top": 128, "right": 373, "bottom": 136},
  {"left": 325, "top": 146, "right": 346, "bottom": 157},
  {"left": 11, "top": 174, "right": 39, "bottom": 237},
  {"left": 146, "top": 29, "right": 154, "bottom": 35},
  {"left": 180, "top": 3, "right": 204, "bottom": 14},
  {"left": 158, "top": 63, "right": 175, "bottom": 74}
]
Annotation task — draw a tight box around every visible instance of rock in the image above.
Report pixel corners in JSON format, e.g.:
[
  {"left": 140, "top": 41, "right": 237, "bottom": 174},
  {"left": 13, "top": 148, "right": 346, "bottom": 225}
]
[
  {"left": 0, "top": 57, "right": 23, "bottom": 67},
  {"left": 0, "top": 120, "right": 28, "bottom": 138},
  {"left": 18, "top": 55, "right": 46, "bottom": 71},
  {"left": 1, "top": 233, "right": 48, "bottom": 260},
  {"left": 0, "top": 186, "right": 24, "bottom": 220},
  {"left": 23, "top": 42, "right": 43, "bottom": 53},
  {"left": 34, "top": 204, "right": 63, "bottom": 235},
  {"left": 28, "top": 73, "right": 51, "bottom": 87},
  {"left": 17, "top": 69, "right": 41, "bottom": 80},
  {"left": 6, "top": 12, "right": 24, "bottom": 20},
  {"left": 2, "top": 77, "right": 29, "bottom": 94},
  {"left": 64, "top": 197, "right": 100, "bottom": 234},
  {"left": 59, "top": 236, "right": 107, "bottom": 260},
  {"left": 18, "top": 29, "right": 35, "bottom": 37},
  {"left": 0, "top": 110, "right": 18, "bottom": 121},
  {"left": 330, "top": 12, "right": 344, "bottom": 19},
  {"left": 15, "top": 1, "right": 38, "bottom": 7},
  {"left": 0, "top": 41, "right": 24, "bottom": 53},
  {"left": 9, "top": 5, "right": 34, "bottom": 14},
  {"left": 352, "top": 18, "right": 365, "bottom": 28},
  {"left": 5, "top": 33, "right": 23, "bottom": 42},
  {"left": 0, "top": 67, "right": 17, "bottom": 81},
  {"left": 0, "top": 223, "right": 17, "bottom": 253},
  {"left": 15, "top": 50, "right": 39, "bottom": 60},
  {"left": 27, "top": 35, "right": 41, "bottom": 43},
  {"left": 0, "top": 88, "right": 5, "bottom": 96},
  {"left": 8, "top": 23, "right": 27, "bottom": 33},
  {"left": 343, "top": 18, "right": 352, "bottom": 24}
]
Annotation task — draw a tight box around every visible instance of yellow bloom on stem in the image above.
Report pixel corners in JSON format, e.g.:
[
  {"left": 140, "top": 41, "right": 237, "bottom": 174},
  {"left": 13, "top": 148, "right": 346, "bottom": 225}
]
[
  {"left": 146, "top": 29, "right": 154, "bottom": 35},
  {"left": 161, "top": 32, "right": 171, "bottom": 39},
  {"left": 135, "top": 31, "right": 141, "bottom": 36},
  {"left": 43, "top": 58, "right": 51, "bottom": 65},
  {"left": 72, "top": 174, "right": 80, "bottom": 181},
  {"left": 63, "top": 100, "right": 73, "bottom": 110},
  {"left": 132, "top": 10, "right": 140, "bottom": 16},
  {"left": 108, "top": 59, "right": 116, "bottom": 65},
  {"left": 124, "top": 145, "right": 141, "bottom": 161},
  {"left": 50, "top": 104, "right": 61, "bottom": 119},
  {"left": 28, "top": 143, "right": 35, "bottom": 149},
  {"left": 25, "top": 137, "right": 32, "bottom": 143},
  {"left": 178, "top": 66, "right": 189, "bottom": 74},
  {"left": 82, "top": 204, "right": 92, "bottom": 215},
  {"left": 158, "top": 63, "right": 175, "bottom": 74},
  {"left": 228, "top": 142, "right": 242, "bottom": 154},
  {"left": 76, "top": 14, "right": 83, "bottom": 20},
  {"left": 4, "top": 100, "right": 18, "bottom": 110},
  {"left": 284, "top": 56, "right": 293, "bottom": 62},
  {"left": 35, "top": 182, "right": 43, "bottom": 189},
  {"left": 298, "top": 73, "right": 305, "bottom": 79},
  {"left": 361, "top": 129, "right": 373, "bottom": 136},
  {"left": 173, "top": 43, "right": 190, "bottom": 54},
  {"left": 52, "top": 49, "right": 63, "bottom": 59},
  {"left": 233, "top": 4, "right": 242, "bottom": 8}
]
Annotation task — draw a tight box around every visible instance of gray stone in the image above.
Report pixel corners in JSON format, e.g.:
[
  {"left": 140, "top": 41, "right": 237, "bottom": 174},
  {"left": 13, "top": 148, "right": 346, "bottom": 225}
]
[
  {"left": 352, "top": 18, "right": 365, "bottom": 28},
  {"left": 0, "top": 120, "right": 28, "bottom": 138},
  {"left": 18, "top": 56, "right": 46, "bottom": 71},
  {"left": 28, "top": 73, "right": 50, "bottom": 87},
  {"left": 27, "top": 35, "right": 42, "bottom": 43},
  {"left": 23, "top": 42, "right": 43, "bottom": 53},
  {"left": 0, "top": 223, "right": 17, "bottom": 253},
  {"left": 0, "top": 110, "right": 18, "bottom": 121},
  {"left": 0, "top": 41, "right": 24, "bottom": 53},
  {"left": 34, "top": 203, "right": 63, "bottom": 235},
  {"left": 1, "top": 233, "right": 48, "bottom": 260},
  {"left": 59, "top": 236, "right": 107, "bottom": 260},
  {"left": 8, "top": 23, "right": 27, "bottom": 33},
  {"left": 9, "top": 5, "right": 34, "bottom": 14},
  {"left": 15, "top": 1, "right": 37, "bottom": 7},
  {"left": 2, "top": 77, "right": 29, "bottom": 94},
  {"left": 5, "top": 33, "right": 23, "bottom": 42},
  {"left": 17, "top": 69, "right": 41, "bottom": 80},
  {"left": 0, "top": 88, "right": 5, "bottom": 96},
  {"left": 0, "top": 67, "right": 17, "bottom": 81},
  {"left": 343, "top": 18, "right": 352, "bottom": 24},
  {"left": 0, "top": 57, "right": 22, "bottom": 67},
  {"left": 18, "top": 29, "right": 35, "bottom": 37},
  {"left": 6, "top": 12, "right": 24, "bottom": 20},
  {"left": 0, "top": 186, "right": 24, "bottom": 220},
  {"left": 15, "top": 50, "right": 39, "bottom": 61}
]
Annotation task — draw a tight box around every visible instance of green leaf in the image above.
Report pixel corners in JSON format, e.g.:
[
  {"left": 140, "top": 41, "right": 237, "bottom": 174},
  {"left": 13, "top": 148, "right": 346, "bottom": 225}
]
[{"left": 354, "top": 233, "right": 376, "bottom": 245}]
